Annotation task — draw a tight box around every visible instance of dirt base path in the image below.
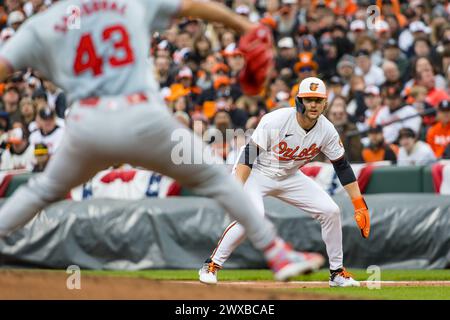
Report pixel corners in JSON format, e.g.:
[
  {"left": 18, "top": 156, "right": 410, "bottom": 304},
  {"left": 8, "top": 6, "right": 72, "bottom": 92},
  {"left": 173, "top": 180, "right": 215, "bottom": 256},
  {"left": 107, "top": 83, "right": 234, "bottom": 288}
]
[
  {"left": 0, "top": 270, "right": 338, "bottom": 300},
  {"left": 1, "top": 270, "right": 447, "bottom": 300}
]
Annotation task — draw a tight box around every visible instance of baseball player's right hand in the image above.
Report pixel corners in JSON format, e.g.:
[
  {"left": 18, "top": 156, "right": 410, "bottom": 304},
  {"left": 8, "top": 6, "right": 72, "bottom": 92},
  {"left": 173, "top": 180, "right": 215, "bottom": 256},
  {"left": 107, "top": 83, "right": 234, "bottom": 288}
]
[
  {"left": 352, "top": 196, "right": 370, "bottom": 239},
  {"left": 238, "top": 23, "right": 274, "bottom": 96}
]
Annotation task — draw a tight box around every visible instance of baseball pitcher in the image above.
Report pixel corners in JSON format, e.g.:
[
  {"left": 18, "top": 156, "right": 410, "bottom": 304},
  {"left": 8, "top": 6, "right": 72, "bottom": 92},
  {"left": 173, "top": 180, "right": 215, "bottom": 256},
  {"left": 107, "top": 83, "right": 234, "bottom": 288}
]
[
  {"left": 199, "top": 77, "right": 371, "bottom": 287},
  {"left": 0, "top": 0, "right": 324, "bottom": 281}
]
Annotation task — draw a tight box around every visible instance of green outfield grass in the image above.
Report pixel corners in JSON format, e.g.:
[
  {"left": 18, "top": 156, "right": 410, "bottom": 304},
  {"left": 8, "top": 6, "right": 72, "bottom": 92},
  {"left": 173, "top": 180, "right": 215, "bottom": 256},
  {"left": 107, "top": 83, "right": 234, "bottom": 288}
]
[
  {"left": 78, "top": 268, "right": 450, "bottom": 300},
  {"left": 82, "top": 268, "right": 450, "bottom": 282},
  {"left": 288, "top": 286, "right": 450, "bottom": 300}
]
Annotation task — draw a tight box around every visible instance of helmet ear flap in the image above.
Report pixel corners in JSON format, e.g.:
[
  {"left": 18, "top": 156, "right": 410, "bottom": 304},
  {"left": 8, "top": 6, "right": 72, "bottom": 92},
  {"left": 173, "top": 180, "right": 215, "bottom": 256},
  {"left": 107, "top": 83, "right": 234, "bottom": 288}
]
[{"left": 295, "top": 96, "right": 305, "bottom": 114}]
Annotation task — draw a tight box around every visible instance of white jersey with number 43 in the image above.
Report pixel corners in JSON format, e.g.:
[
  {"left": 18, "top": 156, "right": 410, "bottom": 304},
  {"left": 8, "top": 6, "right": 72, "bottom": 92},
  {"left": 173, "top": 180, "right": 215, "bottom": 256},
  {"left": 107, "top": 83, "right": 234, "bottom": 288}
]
[
  {"left": 250, "top": 107, "right": 345, "bottom": 178},
  {"left": 0, "top": 0, "right": 181, "bottom": 103}
]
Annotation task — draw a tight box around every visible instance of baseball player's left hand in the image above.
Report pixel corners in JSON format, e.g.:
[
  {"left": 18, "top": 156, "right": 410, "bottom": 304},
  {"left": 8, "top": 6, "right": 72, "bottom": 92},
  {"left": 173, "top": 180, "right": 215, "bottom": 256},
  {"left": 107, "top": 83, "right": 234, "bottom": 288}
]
[{"left": 352, "top": 196, "right": 370, "bottom": 239}]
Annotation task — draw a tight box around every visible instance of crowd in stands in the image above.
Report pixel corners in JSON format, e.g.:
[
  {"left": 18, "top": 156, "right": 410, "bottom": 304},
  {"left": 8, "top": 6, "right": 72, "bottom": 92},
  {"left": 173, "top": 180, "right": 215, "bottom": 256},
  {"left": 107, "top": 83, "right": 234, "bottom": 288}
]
[{"left": 0, "top": 0, "right": 450, "bottom": 175}]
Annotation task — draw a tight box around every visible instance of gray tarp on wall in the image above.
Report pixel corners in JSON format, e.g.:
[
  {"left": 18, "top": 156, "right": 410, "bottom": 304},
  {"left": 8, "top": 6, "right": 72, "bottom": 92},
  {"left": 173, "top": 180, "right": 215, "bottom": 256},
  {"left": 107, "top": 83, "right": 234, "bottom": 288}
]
[{"left": 0, "top": 194, "right": 449, "bottom": 269}]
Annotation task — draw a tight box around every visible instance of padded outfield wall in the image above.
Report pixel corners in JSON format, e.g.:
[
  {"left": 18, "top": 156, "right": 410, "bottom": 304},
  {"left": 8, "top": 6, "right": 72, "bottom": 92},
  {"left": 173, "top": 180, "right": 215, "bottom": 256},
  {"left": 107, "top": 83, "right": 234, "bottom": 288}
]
[{"left": 0, "top": 195, "right": 449, "bottom": 270}]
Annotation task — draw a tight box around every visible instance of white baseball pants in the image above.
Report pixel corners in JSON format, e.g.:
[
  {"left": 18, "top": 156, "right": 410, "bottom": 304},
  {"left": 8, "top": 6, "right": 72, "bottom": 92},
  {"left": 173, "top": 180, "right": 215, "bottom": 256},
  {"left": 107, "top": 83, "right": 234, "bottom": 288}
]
[{"left": 211, "top": 169, "right": 344, "bottom": 270}]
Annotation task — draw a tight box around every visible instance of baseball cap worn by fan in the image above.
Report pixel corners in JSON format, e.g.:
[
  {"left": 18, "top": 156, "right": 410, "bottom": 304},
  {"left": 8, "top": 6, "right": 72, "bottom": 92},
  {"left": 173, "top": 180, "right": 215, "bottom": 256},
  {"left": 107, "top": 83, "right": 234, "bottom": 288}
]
[
  {"left": 409, "top": 21, "right": 431, "bottom": 34},
  {"left": 39, "top": 107, "right": 55, "bottom": 120},
  {"left": 235, "top": 5, "right": 250, "bottom": 16},
  {"left": 350, "top": 20, "right": 366, "bottom": 32},
  {"left": 177, "top": 67, "right": 193, "bottom": 79},
  {"left": 214, "top": 76, "right": 231, "bottom": 90},
  {"left": 278, "top": 37, "right": 295, "bottom": 49},
  {"left": 384, "top": 39, "right": 398, "bottom": 49},
  {"left": 337, "top": 54, "right": 356, "bottom": 69},
  {"left": 295, "top": 52, "right": 318, "bottom": 73},
  {"left": 374, "top": 20, "right": 390, "bottom": 34},
  {"left": 329, "top": 76, "right": 344, "bottom": 86},
  {"left": 7, "top": 11, "right": 25, "bottom": 26},
  {"left": 298, "top": 35, "right": 317, "bottom": 52},
  {"left": 223, "top": 43, "right": 243, "bottom": 57},
  {"left": 364, "top": 85, "right": 380, "bottom": 96}
]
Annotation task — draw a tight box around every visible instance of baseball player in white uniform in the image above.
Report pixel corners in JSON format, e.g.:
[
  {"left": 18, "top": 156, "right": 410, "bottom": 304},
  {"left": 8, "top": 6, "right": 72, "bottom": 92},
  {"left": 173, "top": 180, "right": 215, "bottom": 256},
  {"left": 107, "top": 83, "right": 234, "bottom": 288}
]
[
  {"left": 0, "top": 0, "right": 325, "bottom": 281},
  {"left": 199, "top": 77, "right": 371, "bottom": 287}
]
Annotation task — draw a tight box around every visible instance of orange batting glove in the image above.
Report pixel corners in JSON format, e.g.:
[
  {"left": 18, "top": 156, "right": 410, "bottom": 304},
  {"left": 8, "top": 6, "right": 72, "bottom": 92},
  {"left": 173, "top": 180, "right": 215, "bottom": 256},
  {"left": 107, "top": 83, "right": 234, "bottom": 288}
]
[{"left": 352, "top": 196, "right": 370, "bottom": 239}]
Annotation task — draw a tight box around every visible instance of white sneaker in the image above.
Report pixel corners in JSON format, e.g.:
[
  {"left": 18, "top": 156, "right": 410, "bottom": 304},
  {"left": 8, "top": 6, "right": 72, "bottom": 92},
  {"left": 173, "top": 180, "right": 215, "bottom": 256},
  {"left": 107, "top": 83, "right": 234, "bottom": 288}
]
[
  {"left": 199, "top": 259, "right": 221, "bottom": 285},
  {"left": 329, "top": 268, "right": 361, "bottom": 287}
]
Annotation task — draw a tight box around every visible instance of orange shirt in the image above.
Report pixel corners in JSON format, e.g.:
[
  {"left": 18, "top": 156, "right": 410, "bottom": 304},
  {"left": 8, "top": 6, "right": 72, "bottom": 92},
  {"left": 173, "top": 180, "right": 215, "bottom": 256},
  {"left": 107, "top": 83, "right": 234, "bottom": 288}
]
[
  {"left": 265, "top": 98, "right": 277, "bottom": 111},
  {"left": 376, "top": 0, "right": 408, "bottom": 27},
  {"left": 362, "top": 144, "right": 398, "bottom": 163},
  {"left": 362, "top": 148, "right": 386, "bottom": 163},
  {"left": 426, "top": 122, "right": 450, "bottom": 158}
]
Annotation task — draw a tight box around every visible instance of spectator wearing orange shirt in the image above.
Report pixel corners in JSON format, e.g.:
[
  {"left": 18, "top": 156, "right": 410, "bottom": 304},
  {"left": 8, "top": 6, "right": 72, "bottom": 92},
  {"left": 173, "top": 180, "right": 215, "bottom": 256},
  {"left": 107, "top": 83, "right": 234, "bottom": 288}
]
[
  {"left": 417, "top": 69, "right": 450, "bottom": 108},
  {"left": 426, "top": 100, "right": 450, "bottom": 158},
  {"left": 362, "top": 125, "right": 398, "bottom": 164},
  {"left": 376, "top": 0, "right": 407, "bottom": 28}
]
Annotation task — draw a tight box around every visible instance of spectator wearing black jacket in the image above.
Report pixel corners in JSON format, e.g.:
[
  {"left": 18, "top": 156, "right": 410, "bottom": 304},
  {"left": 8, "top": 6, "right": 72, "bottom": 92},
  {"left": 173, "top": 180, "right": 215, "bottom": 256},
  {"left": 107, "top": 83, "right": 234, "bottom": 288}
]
[{"left": 316, "top": 38, "right": 340, "bottom": 80}]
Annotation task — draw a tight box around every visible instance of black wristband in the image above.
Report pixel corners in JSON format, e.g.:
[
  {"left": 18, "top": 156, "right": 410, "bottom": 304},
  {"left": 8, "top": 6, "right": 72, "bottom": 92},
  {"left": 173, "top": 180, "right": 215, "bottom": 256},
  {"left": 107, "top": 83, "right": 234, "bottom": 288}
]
[{"left": 238, "top": 142, "right": 260, "bottom": 168}]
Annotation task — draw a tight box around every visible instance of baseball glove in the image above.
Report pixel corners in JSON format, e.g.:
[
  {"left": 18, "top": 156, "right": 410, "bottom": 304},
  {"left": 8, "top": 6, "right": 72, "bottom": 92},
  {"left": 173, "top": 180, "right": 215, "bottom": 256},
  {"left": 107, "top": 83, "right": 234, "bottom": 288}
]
[
  {"left": 352, "top": 196, "right": 370, "bottom": 239},
  {"left": 238, "top": 24, "right": 274, "bottom": 96}
]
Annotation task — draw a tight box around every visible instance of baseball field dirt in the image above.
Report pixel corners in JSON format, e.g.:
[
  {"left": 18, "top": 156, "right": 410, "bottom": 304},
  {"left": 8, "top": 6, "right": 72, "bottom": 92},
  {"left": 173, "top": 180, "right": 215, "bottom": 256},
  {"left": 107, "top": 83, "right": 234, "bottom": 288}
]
[
  {"left": 1, "top": 269, "right": 449, "bottom": 300},
  {"left": 0, "top": 270, "right": 343, "bottom": 300}
]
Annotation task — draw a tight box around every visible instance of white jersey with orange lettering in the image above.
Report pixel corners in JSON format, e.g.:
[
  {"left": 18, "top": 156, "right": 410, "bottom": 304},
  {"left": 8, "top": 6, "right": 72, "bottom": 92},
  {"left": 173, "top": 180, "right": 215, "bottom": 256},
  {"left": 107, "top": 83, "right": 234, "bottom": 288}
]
[
  {"left": 208, "top": 107, "right": 347, "bottom": 273},
  {"left": 251, "top": 107, "right": 345, "bottom": 179}
]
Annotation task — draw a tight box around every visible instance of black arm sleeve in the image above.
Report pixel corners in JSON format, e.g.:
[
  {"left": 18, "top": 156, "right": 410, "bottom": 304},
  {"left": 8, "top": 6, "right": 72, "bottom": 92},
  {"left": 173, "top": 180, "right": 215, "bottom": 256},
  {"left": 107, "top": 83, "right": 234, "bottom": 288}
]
[
  {"left": 331, "top": 156, "right": 357, "bottom": 186},
  {"left": 238, "top": 141, "right": 260, "bottom": 168}
]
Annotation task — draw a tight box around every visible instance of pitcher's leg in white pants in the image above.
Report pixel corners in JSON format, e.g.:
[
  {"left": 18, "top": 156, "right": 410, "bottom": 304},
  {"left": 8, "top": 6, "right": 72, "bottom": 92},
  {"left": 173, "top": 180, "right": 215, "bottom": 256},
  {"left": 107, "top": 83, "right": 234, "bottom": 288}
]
[
  {"left": 122, "top": 111, "right": 277, "bottom": 252},
  {"left": 277, "top": 173, "right": 343, "bottom": 270},
  {"left": 0, "top": 104, "right": 278, "bottom": 252},
  {"left": 0, "top": 134, "right": 109, "bottom": 237},
  {"left": 210, "top": 171, "right": 272, "bottom": 266}
]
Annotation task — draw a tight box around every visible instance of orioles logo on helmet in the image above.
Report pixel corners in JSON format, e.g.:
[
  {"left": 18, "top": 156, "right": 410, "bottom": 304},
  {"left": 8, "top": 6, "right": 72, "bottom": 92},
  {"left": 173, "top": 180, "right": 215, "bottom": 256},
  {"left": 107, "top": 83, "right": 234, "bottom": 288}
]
[{"left": 309, "top": 83, "right": 319, "bottom": 91}]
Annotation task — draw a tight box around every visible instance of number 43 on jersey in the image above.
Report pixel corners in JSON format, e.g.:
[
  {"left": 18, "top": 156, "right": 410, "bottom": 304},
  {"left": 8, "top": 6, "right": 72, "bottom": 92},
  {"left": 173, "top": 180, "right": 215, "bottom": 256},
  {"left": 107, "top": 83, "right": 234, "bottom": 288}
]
[{"left": 73, "top": 24, "right": 134, "bottom": 76}]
